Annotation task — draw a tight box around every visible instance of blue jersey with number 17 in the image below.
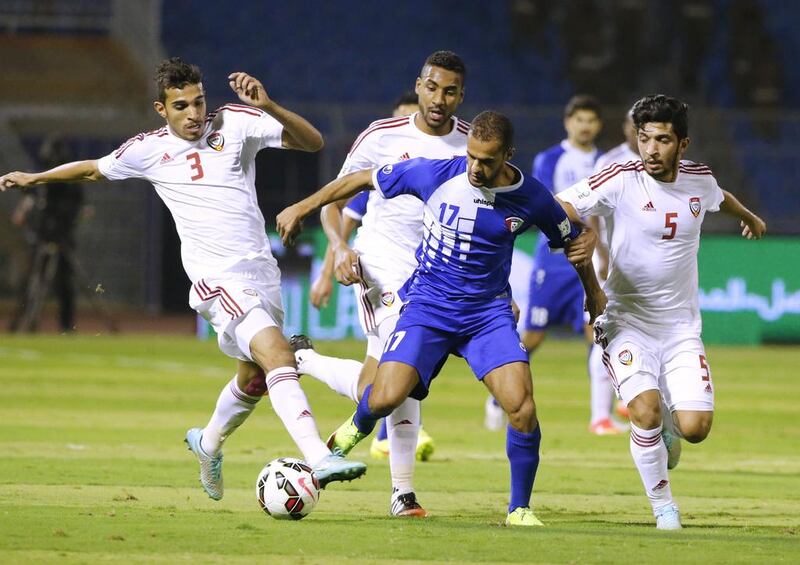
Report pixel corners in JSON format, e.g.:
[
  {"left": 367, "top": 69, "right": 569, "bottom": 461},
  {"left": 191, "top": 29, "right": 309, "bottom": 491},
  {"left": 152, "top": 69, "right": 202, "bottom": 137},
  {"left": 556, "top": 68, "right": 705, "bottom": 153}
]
[{"left": 372, "top": 156, "right": 579, "bottom": 309}]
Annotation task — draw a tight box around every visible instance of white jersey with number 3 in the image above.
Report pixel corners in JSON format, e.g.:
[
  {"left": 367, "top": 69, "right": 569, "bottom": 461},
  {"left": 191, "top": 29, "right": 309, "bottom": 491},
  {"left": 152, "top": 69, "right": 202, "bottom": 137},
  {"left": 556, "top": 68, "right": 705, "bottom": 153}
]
[
  {"left": 339, "top": 113, "right": 469, "bottom": 277},
  {"left": 558, "top": 160, "right": 725, "bottom": 333},
  {"left": 97, "top": 104, "right": 285, "bottom": 282}
]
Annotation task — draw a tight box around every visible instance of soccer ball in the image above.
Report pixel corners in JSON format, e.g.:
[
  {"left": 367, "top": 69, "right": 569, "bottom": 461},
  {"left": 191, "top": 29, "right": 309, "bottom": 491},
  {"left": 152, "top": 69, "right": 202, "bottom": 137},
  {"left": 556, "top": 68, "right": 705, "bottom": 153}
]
[{"left": 256, "top": 457, "right": 320, "bottom": 520}]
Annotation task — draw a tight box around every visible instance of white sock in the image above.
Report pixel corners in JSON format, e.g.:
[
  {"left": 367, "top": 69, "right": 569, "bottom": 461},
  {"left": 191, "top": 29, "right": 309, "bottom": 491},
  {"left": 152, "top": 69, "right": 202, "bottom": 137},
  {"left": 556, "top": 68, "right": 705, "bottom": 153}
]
[
  {"left": 200, "top": 375, "right": 261, "bottom": 456},
  {"left": 589, "top": 343, "right": 614, "bottom": 423},
  {"left": 294, "top": 349, "right": 361, "bottom": 402},
  {"left": 629, "top": 422, "right": 674, "bottom": 514},
  {"left": 387, "top": 397, "right": 420, "bottom": 494},
  {"left": 265, "top": 366, "right": 330, "bottom": 466}
]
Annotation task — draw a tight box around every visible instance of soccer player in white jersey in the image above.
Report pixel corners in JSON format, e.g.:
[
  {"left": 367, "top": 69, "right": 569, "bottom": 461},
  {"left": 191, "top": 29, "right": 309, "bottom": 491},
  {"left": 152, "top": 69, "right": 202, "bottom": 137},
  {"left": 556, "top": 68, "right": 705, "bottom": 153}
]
[
  {"left": 0, "top": 57, "right": 367, "bottom": 500},
  {"left": 276, "top": 110, "right": 606, "bottom": 525},
  {"left": 558, "top": 94, "right": 767, "bottom": 530},
  {"left": 291, "top": 52, "right": 469, "bottom": 517}
]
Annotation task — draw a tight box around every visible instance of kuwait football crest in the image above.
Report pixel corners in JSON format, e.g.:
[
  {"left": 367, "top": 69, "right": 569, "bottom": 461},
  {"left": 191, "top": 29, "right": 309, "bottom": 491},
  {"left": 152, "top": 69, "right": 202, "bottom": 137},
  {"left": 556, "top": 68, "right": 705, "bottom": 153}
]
[
  {"left": 689, "top": 197, "right": 701, "bottom": 218},
  {"left": 505, "top": 216, "right": 524, "bottom": 233},
  {"left": 207, "top": 132, "right": 224, "bottom": 151},
  {"left": 618, "top": 349, "right": 633, "bottom": 365}
]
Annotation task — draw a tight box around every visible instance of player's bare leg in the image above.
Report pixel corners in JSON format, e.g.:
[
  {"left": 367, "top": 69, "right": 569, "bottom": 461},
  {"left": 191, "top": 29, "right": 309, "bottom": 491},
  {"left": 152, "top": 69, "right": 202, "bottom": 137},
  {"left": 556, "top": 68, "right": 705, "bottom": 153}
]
[
  {"left": 627, "top": 388, "right": 681, "bottom": 529},
  {"left": 672, "top": 410, "right": 713, "bottom": 443},
  {"left": 483, "top": 362, "right": 544, "bottom": 526}
]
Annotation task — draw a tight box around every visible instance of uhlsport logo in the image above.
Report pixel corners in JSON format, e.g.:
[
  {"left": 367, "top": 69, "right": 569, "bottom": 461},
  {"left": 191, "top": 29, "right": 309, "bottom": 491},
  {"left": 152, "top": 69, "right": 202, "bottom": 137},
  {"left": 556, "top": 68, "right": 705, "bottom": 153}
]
[
  {"left": 380, "top": 291, "right": 395, "bottom": 307},
  {"left": 505, "top": 216, "right": 524, "bottom": 232},
  {"left": 618, "top": 349, "right": 633, "bottom": 365},
  {"left": 207, "top": 132, "right": 224, "bottom": 151},
  {"left": 689, "top": 196, "right": 701, "bottom": 218}
]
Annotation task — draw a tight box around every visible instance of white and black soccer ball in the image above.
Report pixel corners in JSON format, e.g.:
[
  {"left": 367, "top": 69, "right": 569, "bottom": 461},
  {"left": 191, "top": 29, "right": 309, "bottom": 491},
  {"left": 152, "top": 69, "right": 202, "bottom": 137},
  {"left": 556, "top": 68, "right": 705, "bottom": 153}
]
[{"left": 256, "top": 457, "right": 320, "bottom": 520}]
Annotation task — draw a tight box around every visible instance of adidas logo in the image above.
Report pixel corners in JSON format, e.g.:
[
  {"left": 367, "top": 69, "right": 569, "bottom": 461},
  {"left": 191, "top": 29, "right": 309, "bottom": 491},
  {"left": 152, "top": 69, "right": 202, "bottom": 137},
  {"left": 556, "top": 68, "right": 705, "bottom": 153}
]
[
  {"left": 160, "top": 152, "right": 172, "bottom": 164},
  {"left": 398, "top": 152, "right": 410, "bottom": 161},
  {"left": 297, "top": 409, "right": 312, "bottom": 419},
  {"left": 642, "top": 201, "right": 655, "bottom": 211},
  {"left": 394, "top": 419, "right": 413, "bottom": 426},
  {"left": 652, "top": 479, "right": 669, "bottom": 491}
]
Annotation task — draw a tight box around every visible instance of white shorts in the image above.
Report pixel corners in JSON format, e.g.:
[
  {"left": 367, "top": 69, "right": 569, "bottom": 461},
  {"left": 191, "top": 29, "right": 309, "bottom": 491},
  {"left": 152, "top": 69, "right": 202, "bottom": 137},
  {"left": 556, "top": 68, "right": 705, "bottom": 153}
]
[
  {"left": 189, "top": 258, "right": 284, "bottom": 362},
  {"left": 352, "top": 255, "right": 407, "bottom": 356},
  {"left": 595, "top": 317, "right": 714, "bottom": 412}
]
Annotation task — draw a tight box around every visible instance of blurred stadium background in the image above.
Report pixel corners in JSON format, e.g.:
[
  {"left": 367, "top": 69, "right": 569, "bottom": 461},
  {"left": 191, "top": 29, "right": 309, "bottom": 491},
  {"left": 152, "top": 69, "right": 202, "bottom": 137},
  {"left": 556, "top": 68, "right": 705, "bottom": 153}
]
[{"left": 0, "top": 0, "right": 798, "bottom": 344}]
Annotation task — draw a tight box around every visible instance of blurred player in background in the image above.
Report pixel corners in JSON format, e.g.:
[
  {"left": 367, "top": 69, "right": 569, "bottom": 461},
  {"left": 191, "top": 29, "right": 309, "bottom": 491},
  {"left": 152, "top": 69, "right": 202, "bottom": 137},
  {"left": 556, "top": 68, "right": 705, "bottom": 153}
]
[
  {"left": 276, "top": 110, "right": 606, "bottom": 526},
  {"left": 0, "top": 57, "right": 366, "bottom": 500},
  {"left": 485, "top": 96, "right": 619, "bottom": 435},
  {"left": 558, "top": 94, "right": 767, "bottom": 529},
  {"left": 290, "top": 52, "right": 469, "bottom": 517}
]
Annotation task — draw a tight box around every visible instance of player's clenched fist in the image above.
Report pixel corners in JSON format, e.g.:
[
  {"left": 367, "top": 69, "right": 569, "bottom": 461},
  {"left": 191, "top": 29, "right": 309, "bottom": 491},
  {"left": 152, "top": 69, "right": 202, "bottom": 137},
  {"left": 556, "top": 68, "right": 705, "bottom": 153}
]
[
  {"left": 228, "top": 72, "right": 271, "bottom": 108},
  {"left": 740, "top": 216, "right": 766, "bottom": 240},
  {"left": 564, "top": 227, "right": 597, "bottom": 266},
  {"left": 0, "top": 172, "right": 37, "bottom": 191}
]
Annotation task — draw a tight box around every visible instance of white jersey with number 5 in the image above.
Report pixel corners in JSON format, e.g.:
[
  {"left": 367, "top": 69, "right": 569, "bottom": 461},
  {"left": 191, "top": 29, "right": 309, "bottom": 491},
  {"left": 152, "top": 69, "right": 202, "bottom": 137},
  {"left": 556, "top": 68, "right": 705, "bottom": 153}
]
[
  {"left": 339, "top": 113, "right": 469, "bottom": 277},
  {"left": 558, "top": 160, "right": 725, "bottom": 333},
  {"left": 97, "top": 104, "right": 285, "bottom": 282}
]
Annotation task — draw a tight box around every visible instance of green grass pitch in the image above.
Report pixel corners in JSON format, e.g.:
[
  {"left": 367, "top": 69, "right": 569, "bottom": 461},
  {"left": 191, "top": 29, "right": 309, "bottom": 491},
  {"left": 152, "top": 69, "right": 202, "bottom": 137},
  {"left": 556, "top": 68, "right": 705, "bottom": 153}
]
[{"left": 0, "top": 335, "right": 798, "bottom": 564}]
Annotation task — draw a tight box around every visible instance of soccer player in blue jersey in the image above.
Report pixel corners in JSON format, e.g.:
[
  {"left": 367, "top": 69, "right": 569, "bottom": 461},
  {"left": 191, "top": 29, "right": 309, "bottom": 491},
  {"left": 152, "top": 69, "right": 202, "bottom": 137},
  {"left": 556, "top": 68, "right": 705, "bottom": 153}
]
[
  {"left": 277, "top": 111, "right": 606, "bottom": 525},
  {"left": 514, "top": 95, "right": 623, "bottom": 436}
]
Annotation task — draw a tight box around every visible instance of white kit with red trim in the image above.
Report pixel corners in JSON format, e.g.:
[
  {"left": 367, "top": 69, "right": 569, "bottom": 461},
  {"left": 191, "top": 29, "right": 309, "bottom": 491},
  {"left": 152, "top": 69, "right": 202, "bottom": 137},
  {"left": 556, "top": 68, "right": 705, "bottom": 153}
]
[
  {"left": 97, "top": 104, "right": 284, "bottom": 283},
  {"left": 558, "top": 159, "right": 725, "bottom": 333},
  {"left": 338, "top": 113, "right": 469, "bottom": 336}
]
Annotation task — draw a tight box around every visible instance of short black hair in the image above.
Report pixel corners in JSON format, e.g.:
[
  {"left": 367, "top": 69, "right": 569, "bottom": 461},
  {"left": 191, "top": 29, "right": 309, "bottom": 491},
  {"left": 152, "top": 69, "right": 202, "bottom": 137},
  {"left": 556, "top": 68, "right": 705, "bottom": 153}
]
[
  {"left": 422, "top": 50, "right": 466, "bottom": 80},
  {"left": 469, "top": 110, "right": 514, "bottom": 151},
  {"left": 394, "top": 90, "right": 418, "bottom": 109},
  {"left": 155, "top": 57, "right": 203, "bottom": 103},
  {"left": 631, "top": 94, "right": 689, "bottom": 139},
  {"left": 564, "top": 94, "right": 602, "bottom": 119}
]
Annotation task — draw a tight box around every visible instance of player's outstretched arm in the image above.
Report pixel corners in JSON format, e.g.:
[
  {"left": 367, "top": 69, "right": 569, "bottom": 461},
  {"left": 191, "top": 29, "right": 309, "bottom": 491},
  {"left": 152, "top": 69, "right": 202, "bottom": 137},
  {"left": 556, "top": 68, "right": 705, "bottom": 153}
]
[
  {"left": 320, "top": 201, "right": 363, "bottom": 286},
  {"left": 1, "top": 160, "right": 104, "bottom": 192},
  {"left": 719, "top": 189, "right": 767, "bottom": 240},
  {"left": 228, "top": 71, "right": 323, "bottom": 152},
  {"left": 276, "top": 169, "right": 374, "bottom": 246}
]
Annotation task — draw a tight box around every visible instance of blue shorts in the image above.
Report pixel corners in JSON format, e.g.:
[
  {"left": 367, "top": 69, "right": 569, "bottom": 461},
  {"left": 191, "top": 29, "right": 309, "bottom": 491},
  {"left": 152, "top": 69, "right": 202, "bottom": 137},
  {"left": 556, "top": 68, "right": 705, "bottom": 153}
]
[
  {"left": 380, "top": 299, "right": 529, "bottom": 400},
  {"left": 524, "top": 265, "right": 585, "bottom": 333}
]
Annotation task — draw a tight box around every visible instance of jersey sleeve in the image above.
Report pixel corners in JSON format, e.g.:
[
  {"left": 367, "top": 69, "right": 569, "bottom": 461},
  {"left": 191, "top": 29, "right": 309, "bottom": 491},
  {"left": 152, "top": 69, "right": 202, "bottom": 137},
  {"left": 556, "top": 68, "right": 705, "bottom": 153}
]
[
  {"left": 343, "top": 191, "right": 369, "bottom": 221},
  {"left": 557, "top": 165, "right": 624, "bottom": 217},
  {"left": 528, "top": 180, "right": 581, "bottom": 251},
  {"left": 96, "top": 136, "right": 148, "bottom": 181},
  {"left": 245, "top": 111, "right": 284, "bottom": 150},
  {"left": 338, "top": 135, "right": 378, "bottom": 177},
  {"left": 706, "top": 177, "right": 725, "bottom": 213},
  {"left": 372, "top": 157, "right": 455, "bottom": 202},
  {"left": 532, "top": 151, "right": 555, "bottom": 191}
]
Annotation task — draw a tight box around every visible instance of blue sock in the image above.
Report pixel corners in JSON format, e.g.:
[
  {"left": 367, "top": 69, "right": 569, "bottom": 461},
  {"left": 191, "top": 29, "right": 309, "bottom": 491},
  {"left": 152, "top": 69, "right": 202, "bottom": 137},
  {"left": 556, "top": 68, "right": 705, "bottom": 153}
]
[
  {"left": 353, "top": 384, "right": 381, "bottom": 435},
  {"left": 376, "top": 418, "right": 388, "bottom": 441},
  {"left": 506, "top": 424, "right": 542, "bottom": 513}
]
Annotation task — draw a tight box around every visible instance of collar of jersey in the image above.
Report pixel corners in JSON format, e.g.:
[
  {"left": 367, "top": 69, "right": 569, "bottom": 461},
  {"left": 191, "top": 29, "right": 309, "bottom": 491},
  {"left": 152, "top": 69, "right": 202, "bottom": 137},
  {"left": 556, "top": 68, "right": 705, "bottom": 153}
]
[
  {"left": 484, "top": 162, "right": 524, "bottom": 193},
  {"left": 410, "top": 113, "right": 460, "bottom": 139}
]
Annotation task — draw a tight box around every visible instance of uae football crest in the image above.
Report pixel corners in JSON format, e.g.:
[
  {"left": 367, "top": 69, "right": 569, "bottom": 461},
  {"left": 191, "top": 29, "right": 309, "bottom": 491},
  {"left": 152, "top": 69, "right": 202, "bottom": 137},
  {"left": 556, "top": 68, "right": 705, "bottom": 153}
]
[
  {"left": 207, "top": 132, "right": 225, "bottom": 151},
  {"left": 505, "top": 216, "right": 524, "bottom": 233},
  {"left": 618, "top": 349, "right": 633, "bottom": 366},
  {"left": 380, "top": 291, "right": 395, "bottom": 307},
  {"left": 689, "top": 197, "right": 701, "bottom": 218}
]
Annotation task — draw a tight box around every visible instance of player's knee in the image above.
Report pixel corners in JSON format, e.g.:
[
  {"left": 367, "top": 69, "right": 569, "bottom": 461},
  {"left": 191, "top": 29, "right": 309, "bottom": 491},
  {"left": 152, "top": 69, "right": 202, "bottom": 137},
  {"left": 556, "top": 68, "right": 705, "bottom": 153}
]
[
  {"left": 681, "top": 420, "right": 712, "bottom": 443},
  {"left": 627, "top": 395, "right": 662, "bottom": 429},
  {"left": 367, "top": 387, "right": 402, "bottom": 417},
  {"left": 507, "top": 395, "right": 537, "bottom": 433}
]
